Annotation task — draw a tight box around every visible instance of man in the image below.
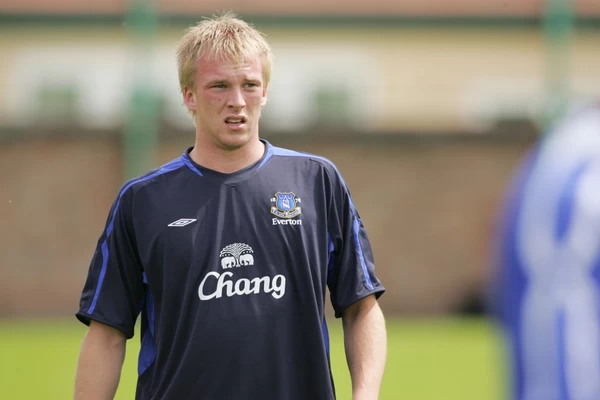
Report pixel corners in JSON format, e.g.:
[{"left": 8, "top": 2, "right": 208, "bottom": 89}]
[
  {"left": 74, "top": 13, "right": 386, "bottom": 400},
  {"left": 492, "top": 102, "right": 600, "bottom": 400}
]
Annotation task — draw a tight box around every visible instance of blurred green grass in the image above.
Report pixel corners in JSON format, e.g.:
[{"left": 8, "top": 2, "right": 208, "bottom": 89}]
[{"left": 0, "top": 317, "right": 506, "bottom": 400}]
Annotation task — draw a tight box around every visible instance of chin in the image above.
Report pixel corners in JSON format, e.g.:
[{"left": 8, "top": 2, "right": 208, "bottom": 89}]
[{"left": 217, "top": 133, "right": 253, "bottom": 151}]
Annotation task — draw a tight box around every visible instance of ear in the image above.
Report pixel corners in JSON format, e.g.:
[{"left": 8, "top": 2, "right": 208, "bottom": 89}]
[{"left": 183, "top": 87, "right": 196, "bottom": 112}]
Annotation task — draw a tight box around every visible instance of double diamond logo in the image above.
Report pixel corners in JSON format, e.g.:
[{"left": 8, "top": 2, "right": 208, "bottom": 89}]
[{"left": 167, "top": 218, "right": 197, "bottom": 227}]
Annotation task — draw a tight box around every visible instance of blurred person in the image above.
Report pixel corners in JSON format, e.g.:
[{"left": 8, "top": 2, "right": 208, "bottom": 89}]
[
  {"left": 73, "top": 12, "right": 386, "bottom": 400},
  {"left": 492, "top": 102, "right": 600, "bottom": 400}
]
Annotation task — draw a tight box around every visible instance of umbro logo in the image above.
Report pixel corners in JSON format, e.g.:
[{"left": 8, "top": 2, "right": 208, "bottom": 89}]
[{"left": 168, "top": 218, "right": 197, "bottom": 227}]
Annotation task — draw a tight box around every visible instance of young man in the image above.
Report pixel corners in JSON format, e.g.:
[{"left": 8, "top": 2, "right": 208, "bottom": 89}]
[
  {"left": 492, "top": 102, "right": 600, "bottom": 400},
  {"left": 74, "top": 13, "right": 386, "bottom": 400}
]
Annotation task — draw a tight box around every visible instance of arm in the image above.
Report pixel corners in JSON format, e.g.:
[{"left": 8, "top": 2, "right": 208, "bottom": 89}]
[
  {"left": 74, "top": 320, "right": 127, "bottom": 400},
  {"left": 342, "top": 294, "right": 387, "bottom": 400}
]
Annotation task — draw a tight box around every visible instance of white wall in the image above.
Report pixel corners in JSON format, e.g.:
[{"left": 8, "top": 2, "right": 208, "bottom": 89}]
[{"left": 1, "top": 25, "right": 599, "bottom": 133}]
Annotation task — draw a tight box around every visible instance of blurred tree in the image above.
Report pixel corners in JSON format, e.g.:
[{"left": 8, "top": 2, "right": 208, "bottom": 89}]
[
  {"left": 122, "top": 0, "right": 160, "bottom": 180},
  {"left": 542, "top": 0, "right": 573, "bottom": 131}
]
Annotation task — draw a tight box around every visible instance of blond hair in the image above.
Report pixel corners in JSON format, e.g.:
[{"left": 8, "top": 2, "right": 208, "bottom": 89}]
[{"left": 176, "top": 12, "right": 273, "bottom": 96}]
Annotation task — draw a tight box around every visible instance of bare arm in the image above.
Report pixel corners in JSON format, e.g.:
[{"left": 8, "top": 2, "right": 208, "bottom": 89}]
[
  {"left": 342, "top": 295, "right": 387, "bottom": 400},
  {"left": 74, "top": 320, "right": 127, "bottom": 400}
]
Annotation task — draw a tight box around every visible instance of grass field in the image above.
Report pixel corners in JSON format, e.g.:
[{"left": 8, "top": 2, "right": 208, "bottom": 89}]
[{"left": 0, "top": 317, "right": 507, "bottom": 400}]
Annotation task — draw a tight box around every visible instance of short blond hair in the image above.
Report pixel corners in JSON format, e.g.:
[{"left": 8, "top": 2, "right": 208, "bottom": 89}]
[{"left": 176, "top": 12, "right": 273, "bottom": 95}]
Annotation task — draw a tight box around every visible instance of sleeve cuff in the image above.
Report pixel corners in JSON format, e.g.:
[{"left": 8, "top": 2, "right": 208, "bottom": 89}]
[
  {"left": 75, "top": 311, "right": 135, "bottom": 339},
  {"left": 333, "top": 287, "right": 385, "bottom": 319}
]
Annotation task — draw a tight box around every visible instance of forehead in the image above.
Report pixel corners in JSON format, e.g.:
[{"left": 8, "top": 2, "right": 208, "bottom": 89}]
[{"left": 196, "top": 55, "right": 263, "bottom": 82}]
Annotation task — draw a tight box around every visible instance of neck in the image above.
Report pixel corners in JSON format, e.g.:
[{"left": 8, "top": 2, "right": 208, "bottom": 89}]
[{"left": 189, "top": 138, "right": 265, "bottom": 174}]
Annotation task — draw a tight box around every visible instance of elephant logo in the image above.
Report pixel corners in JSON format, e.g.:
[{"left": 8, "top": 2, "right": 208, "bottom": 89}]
[
  {"left": 219, "top": 243, "right": 254, "bottom": 268},
  {"left": 220, "top": 256, "right": 236, "bottom": 269},
  {"left": 239, "top": 253, "right": 254, "bottom": 266}
]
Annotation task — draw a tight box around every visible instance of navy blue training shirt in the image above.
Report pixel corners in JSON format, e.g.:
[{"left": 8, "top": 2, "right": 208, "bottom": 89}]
[{"left": 76, "top": 139, "right": 385, "bottom": 400}]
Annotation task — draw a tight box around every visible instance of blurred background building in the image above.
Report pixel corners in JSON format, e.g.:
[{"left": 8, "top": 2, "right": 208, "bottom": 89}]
[{"left": 2, "top": 0, "right": 600, "bottom": 319}]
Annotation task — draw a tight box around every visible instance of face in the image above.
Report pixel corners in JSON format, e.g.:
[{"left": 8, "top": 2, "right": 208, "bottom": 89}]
[{"left": 183, "top": 55, "right": 267, "bottom": 151}]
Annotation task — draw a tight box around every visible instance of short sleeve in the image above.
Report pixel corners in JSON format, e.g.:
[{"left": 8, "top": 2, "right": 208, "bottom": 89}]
[
  {"left": 75, "top": 185, "right": 144, "bottom": 339},
  {"left": 325, "top": 163, "right": 385, "bottom": 318}
]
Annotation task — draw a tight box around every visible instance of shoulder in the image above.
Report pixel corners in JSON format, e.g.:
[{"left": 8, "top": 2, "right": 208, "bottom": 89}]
[
  {"left": 116, "top": 156, "right": 187, "bottom": 200},
  {"left": 269, "top": 145, "right": 342, "bottom": 179}
]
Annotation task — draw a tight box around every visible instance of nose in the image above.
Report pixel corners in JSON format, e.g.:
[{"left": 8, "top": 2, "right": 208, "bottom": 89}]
[{"left": 227, "top": 87, "right": 246, "bottom": 109}]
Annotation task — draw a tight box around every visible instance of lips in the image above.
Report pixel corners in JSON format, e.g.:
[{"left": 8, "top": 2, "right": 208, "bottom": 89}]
[{"left": 225, "top": 116, "right": 247, "bottom": 124}]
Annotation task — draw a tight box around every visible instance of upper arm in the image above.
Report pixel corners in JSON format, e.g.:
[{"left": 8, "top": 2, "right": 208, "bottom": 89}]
[
  {"left": 341, "top": 294, "right": 379, "bottom": 320},
  {"left": 324, "top": 162, "right": 385, "bottom": 318},
  {"left": 86, "top": 320, "right": 127, "bottom": 345},
  {"left": 76, "top": 185, "right": 145, "bottom": 339}
]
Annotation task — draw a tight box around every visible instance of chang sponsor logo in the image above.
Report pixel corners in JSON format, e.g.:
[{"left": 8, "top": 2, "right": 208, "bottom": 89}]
[
  {"left": 198, "top": 272, "right": 286, "bottom": 300},
  {"left": 198, "top": 243, "right": 287, "bottom": 301},
  {"left": 218, "top": 243, "right": 254, "bottom": 268}
]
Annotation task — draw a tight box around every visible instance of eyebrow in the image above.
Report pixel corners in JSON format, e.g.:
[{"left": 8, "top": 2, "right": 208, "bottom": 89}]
[
  {"left": 205, "top": 78, "right": 262, "bottom": 86},
  {"left": 206, "top": 80, "right": 228, "bottom": 86}
]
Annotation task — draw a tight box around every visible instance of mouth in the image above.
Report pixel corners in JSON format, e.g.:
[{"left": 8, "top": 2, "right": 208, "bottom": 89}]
[{"left": 224, "top": 116, "right": 247, "bottom": 127}]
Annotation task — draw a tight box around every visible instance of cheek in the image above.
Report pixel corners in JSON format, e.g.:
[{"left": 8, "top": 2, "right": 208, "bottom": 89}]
[
  {"left": 200, "top": 91, "right": 226, "bottom": 105},
  {"left": 249, "top": 94, "right": 265, "bottom": 108},
  {"left": 199, "top": 98, "right": 225, "bottom": 113}
]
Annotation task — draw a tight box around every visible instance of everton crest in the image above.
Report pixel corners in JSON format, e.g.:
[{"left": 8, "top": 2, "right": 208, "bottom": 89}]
[{"left": 270, "top": 192, "right": 302, "bottom": 219}]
